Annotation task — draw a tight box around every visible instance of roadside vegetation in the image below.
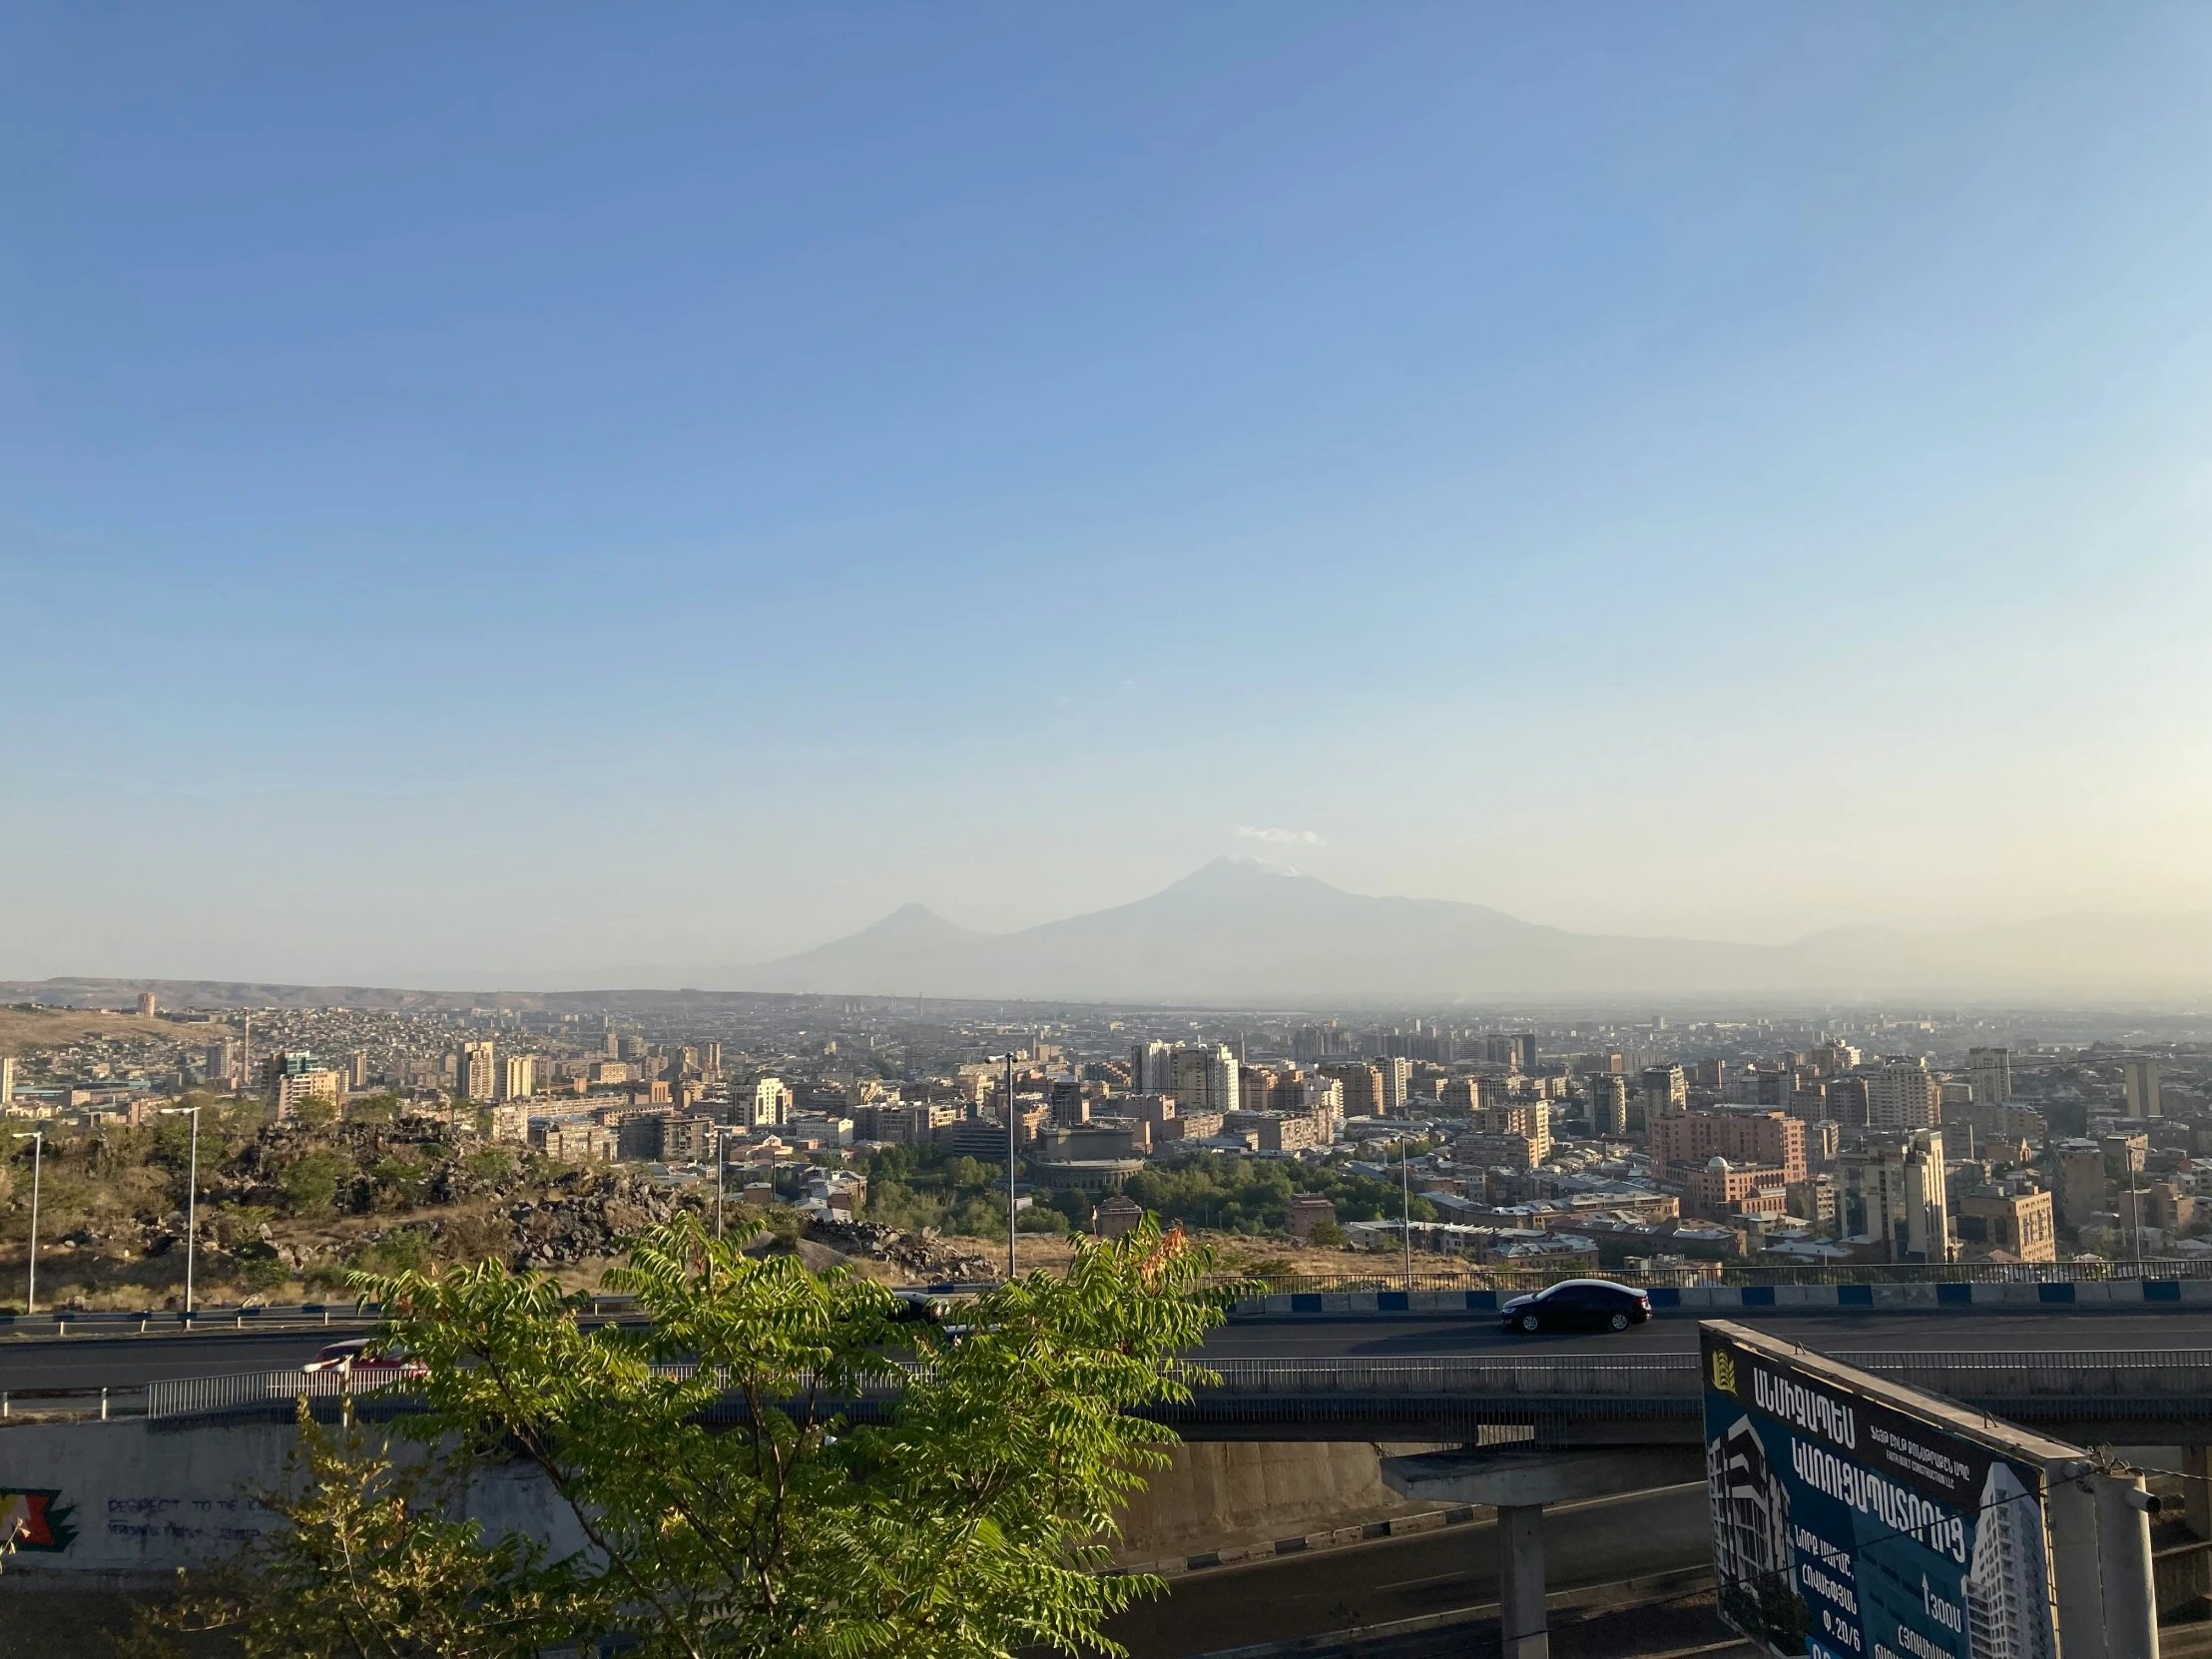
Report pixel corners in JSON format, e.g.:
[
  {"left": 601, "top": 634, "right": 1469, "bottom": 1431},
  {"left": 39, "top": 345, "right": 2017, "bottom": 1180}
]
[{"left": 121, "top": 1215, "right": 1227, "bottom": 1659}]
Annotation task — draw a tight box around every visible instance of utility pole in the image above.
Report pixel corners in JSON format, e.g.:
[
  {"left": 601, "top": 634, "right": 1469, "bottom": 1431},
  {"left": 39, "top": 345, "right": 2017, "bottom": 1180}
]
[
  {"left": 10, "top": 1131, "right": 41, "bottom": 1316},
  {"left": 2129, "top": 1149, "right": 2143, "bottom": 1274},
  {"left": 1005, "top": 1048, "right": 1017, "bottom": 1280},
  {"left": 159, "top": 1104, "right": 202, "bottom": 1315},
  {"left": 1400, "top": 1130, "right": 1413, "bottom": 1288}
]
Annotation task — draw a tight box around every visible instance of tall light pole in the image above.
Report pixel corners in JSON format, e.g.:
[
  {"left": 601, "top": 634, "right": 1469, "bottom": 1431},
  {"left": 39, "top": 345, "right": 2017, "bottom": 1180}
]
[
  {"left": 159, "top": 1104, "right": 202, "bottom": 1315},
  {"left": 10, "top": 1130, "right": 41, "bottom": 1316},
  {"left": 1005, "top": 1049, "right": 1017, "bottom": 1280},
  {"left": 1399, "top": 1130, "right": 1413, "bottom": 1288}
]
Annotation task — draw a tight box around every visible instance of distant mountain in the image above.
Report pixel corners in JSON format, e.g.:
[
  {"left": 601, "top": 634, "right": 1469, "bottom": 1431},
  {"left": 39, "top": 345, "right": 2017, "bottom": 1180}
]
[
  {"left": 731, "top": 857, "right": 2212, "bottom": 1002},
  {"left": 13, "top": 864, "right": 2208, "bottom": 1009}
]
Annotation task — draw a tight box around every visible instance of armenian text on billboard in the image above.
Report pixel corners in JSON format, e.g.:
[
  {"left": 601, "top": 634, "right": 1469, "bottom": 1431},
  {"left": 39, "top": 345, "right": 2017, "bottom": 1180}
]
[{"left": 1701, "top": 1324, "right": 2058, "bottom": 1659}]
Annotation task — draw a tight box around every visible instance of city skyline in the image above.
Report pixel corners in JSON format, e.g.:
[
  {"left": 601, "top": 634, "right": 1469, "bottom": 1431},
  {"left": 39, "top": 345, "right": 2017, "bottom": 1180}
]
[{"left": 6, "top": 7, "right": 2212, "bottom": 984}]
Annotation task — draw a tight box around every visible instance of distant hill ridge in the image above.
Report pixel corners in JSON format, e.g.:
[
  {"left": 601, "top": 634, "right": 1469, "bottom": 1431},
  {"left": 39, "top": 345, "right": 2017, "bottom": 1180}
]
[{"left": 10, "top": 858, "right": 2210, "bottom": 1005}]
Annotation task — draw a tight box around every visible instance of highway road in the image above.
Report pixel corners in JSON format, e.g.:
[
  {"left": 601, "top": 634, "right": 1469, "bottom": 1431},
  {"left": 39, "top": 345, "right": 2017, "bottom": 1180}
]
[
  {"left": 1104, "top": 1481, "right": 1716, "bottom": 1659},
  {"left": 1198, "top": 1306, "right": 2212, "bottom": 1359},
  {"left": 8, "top": 1307, "right": 2212, "bottom": 1390}
]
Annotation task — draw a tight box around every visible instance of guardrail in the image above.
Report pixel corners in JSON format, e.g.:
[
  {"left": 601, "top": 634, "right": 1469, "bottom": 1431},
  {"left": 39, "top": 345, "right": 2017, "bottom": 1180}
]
[
  {"left": 134, "top": 1349, "right": 2212, "bottom": 1426},
  {"left": 0, "top": 1304, "right": 382, "bottom": 1339},
  {"left": 1210, "top": 1259, "right": 2212, "bottom": 1294},
  {"left": 0, "top": 1384, "right": 147, "bottom": 1420},
  {"left": 15, "top": 1262, "right": 2212, "bottom": 1339}
]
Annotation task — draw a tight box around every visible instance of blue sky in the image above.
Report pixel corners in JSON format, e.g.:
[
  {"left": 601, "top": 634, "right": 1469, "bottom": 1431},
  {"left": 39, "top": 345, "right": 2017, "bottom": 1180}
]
[{"left": 4, "top": 5, "right": 2209, "bottom": 983}]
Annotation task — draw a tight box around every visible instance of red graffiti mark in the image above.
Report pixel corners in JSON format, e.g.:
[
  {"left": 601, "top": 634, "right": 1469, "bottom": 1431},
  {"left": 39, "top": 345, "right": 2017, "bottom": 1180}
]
[{"left": 1, "top": 1490, "right": 76, "bottom": 1552}]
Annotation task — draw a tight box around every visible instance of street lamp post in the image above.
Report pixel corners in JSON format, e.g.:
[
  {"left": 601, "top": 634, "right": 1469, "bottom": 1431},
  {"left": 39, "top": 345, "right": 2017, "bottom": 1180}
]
[
  {"left": 159, "top": 1104, "right": 202, "bottom": 1315},
  {"left": 714, "top": 1125, "right": 729, "bottom": 1241},
  {"left": 10, "top": 1131, "right": 41, "bottom": 1316},
  {"left": 1399, "top": 1131, "right": 1413, "bottom": 1288}
]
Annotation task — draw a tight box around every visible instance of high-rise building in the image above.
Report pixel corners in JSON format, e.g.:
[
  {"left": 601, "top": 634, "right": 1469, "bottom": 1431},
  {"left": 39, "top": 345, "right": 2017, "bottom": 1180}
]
[
  {"left": 1513, "top": 1033, "right": 1539, "bottom": 1074},
  {"left": 1319, "top": 1062, "right": 1382, "bottom": 1120},
  {"left": 1835, "top": 1129, "right": 1951, "bottom": 1263},
  {"left": 458, "top": 1041, "right": 497, "bottom": 1103},
  {"left": 1639, "top": 1064, "right": 1687, "bottom": 1123},
  {"left": 698, "top": 1041, "right": 723, "bottom": 1083},
  {"left": 275, "top": 1066, "right": 345, "bottom": 1119},
  {"left": 0, "top": 1055, "right": 14, "bottom": 1106},
  {"left": 1587, "top": 1073, "right": 1630, "bottom": 1137},
  {"left": 1131, "top": 1041, "right": 1175, "bottom": 1094},
  {"left": 1300, "top": 1075, "right": 1345, "bottom": 1141},
  {"left": 1871, "top": 1056, "right": 1937, "bottom": 1130},
  {"left": 1825, "top": 1075, "right": 1872, "bottom": 1129},
  {"left": 738, "top": 1076, "right": 794, "bottom": 1129},
  {"left": 500, "top": 1055, "right": 537, "bottom": 1102},
  {"left": 1440, "top": 1075, "right": 1486, "bottom": 1114},
  {"left": 1465, "top": 1102, "right": 1552, "bottom": 1164},
  {"left": 1203, "top": 1046, "right": 1241, "bottom": 1116},
  {"left": 203, "top": 1037, "right": 243, "bottom": 1088},
  {"left": 1966, "top": 1047, "right": 2012, "bottom": 1107},
  {"left": 1160, "top": 1045, "right": 1239, "bottom": 1115},
  {"left": 136, "top": 991, "right": 158, "bottom": 1018},
  {"left": 2123, "top": 1058, "right": 2163, "bottom": 1119},
  {"left": 348, "top": 1050, "right": 370, "bottom": 1091},
  {"left": 1376, "top": 1057, "right": 1412, "bottom": 1116}
]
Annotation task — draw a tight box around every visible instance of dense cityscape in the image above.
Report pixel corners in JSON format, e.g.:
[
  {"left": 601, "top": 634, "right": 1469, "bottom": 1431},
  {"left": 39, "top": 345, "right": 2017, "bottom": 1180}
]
[{"left": 7, "top": 988, "right": 2210, "bottom": 1306}]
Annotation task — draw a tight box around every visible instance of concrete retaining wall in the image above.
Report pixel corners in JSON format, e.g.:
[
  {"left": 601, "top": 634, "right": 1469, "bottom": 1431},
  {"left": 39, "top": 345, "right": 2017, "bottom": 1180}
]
[
  {"left": 3, "top": 1418, "right": 1447, "bottom": 1587},
  {"left": 1112, "top": 1438, "right": 1449, "bottom": 1562},
  {"left": 1236, "top": 1279, "right": 2212, "bottom": 1318},
  {"left": 0, "top": 1418, "right": 584, "bottom": 1583}
]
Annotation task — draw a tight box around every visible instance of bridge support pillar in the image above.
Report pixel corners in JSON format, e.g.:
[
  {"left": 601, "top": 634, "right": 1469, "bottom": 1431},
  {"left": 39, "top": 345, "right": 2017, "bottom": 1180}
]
[
  {"left": 2095, "top": 1472, "right": 2160, "bottom": 1659},
  {"left": 2047, "top": 1469, "right": 2106, "bottom": 1659},
  {"left": 1497, "top": 1503, "right": 1548, "bottom": 1659}
]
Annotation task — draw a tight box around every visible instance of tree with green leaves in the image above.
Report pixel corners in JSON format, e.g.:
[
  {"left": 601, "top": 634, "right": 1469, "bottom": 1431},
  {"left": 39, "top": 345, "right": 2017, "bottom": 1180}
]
[{"left": 132, "top": 1212, "right": 1225, "bottom": 1658}]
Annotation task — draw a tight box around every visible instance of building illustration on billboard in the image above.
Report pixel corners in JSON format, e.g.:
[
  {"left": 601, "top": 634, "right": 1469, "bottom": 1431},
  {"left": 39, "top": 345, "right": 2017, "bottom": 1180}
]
[{"left": 1702, "top": 1322, "right": 2065, "bottom": 1659}]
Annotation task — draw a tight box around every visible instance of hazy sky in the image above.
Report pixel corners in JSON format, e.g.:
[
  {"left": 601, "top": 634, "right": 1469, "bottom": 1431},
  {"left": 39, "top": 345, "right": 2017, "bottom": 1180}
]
[{"left": 5, "top": 5, "right": 2211, "bottom": 986}]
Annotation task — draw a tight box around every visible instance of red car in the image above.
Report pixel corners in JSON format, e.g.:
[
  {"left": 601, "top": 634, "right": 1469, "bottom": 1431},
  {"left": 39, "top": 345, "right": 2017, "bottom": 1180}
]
[{"left": 302, "top": 1339, "right": 425, "bottom": 1378}]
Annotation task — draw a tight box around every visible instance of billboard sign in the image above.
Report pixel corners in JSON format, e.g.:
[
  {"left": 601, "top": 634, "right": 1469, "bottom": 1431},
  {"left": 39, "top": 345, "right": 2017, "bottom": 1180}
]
[{"left": 1702, "top": 1322, "right": 2063, "bottom": 1659}]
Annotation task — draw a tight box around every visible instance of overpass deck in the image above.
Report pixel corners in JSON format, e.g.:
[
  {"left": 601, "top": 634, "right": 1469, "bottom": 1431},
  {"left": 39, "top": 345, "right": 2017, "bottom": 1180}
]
[{"left": 104, "top": 1348, "right": 2212, "bottom": 1446}]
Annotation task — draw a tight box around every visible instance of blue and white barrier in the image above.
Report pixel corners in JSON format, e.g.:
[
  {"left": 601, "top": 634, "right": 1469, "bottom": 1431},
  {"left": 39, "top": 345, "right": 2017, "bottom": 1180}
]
[{"left": 1233, "top": 1279, "right": 2212, "bottom": 1318}]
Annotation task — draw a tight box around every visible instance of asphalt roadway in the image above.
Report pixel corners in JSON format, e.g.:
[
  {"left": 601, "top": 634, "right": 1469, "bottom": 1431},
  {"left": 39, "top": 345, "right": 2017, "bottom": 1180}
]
[{"left": 7, "top": 1306, "right": 2212, "bottom": 1390}]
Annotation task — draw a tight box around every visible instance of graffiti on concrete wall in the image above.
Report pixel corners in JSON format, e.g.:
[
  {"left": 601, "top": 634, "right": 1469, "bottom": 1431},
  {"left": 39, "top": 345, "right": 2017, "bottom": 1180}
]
[
  {"left": 1, "top": 1489, "right": 79, "bottom": 1552},
  {"left": 104, "top": 1494, "right": 269, "bottom": 1547}
]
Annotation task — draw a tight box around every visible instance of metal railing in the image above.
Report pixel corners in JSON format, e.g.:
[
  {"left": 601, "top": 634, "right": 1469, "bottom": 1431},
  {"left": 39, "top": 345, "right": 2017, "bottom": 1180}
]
[
  {"left": 137, "top": 1349, "right": 2212, "bottom": 1424},
  {"left": 1213, "top": 1258, "right": 2212, "bottom": 1295},
  {"left": 0, "top": 1304, "right": 382, "bottom": 1339},
  {"left": 0, "top": 1384, "right": 146, "bottom": 1420},
  {"left": 145, "top": 1369, "right": 413, "bottom": 1421}
]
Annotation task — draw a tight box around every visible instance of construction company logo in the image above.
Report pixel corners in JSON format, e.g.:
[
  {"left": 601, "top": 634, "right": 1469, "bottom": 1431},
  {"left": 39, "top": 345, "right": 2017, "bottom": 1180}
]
[
  {"left": 1710, "top": 1348, "right": 1740, "bottom": 1397},
  {"left": 0, "top": 1489, "right": 77, "bottom": 1553}
]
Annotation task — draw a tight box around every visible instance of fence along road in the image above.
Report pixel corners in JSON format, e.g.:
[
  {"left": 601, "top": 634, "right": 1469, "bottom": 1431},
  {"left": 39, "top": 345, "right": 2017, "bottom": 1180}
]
[{"left": 113, "top": 1348, "right": 2212, "bottom": 1431}]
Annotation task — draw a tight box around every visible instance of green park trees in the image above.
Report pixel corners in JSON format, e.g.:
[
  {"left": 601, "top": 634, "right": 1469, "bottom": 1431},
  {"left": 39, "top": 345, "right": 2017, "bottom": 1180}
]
[{"left": 132, "top": 1212, "right": 1225, "bottom": 1659}]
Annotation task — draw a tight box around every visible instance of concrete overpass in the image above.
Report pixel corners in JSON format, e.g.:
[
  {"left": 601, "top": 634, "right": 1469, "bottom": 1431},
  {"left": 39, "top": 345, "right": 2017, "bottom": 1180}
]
[
  {"left": 10, "top": 1303, "right": 2212, "bottom": 1391},
  {"left": 89, "top": 1346, "right": 2212, "bottom": 1452}
]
